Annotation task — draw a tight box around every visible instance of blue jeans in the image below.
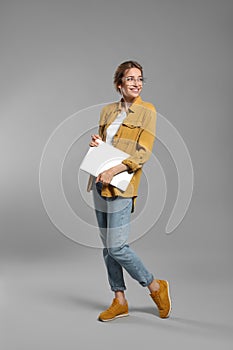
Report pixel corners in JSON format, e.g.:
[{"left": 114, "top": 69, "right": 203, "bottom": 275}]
[{"left": 93, "top": 182, "right": 154, "bottom": 292}]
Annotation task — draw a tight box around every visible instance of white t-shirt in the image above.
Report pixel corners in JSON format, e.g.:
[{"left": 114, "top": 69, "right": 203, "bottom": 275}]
[{"left": 106, "top": 110, "right": 126, "bottom": 145}]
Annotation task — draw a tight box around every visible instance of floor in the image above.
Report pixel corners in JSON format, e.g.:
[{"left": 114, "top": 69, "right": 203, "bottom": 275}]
[{"left": 1, "top": 250, "right": 233, "bottom": 350}]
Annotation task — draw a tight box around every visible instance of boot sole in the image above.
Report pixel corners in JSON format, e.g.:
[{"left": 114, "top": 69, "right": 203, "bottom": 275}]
[
  {"left": 98, "top": 313, "right": 129, "bottom": 322},
  {"left": 162, "top": 280, "right": 172, "bottom": 318}
]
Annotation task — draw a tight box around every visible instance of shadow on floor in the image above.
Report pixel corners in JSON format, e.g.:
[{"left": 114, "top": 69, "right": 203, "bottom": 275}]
[
  {"left": 35, "top": 287, "right": 161, "bottom": 316},
  {"left": 170, "top": 316, "right": 233, "bottom": 335},
  {"left": 34, "top": 287, "right": 233, "bottom": 340},
  {"left": 130, "top": 305, "right": 159, "bottom": 318},
  {"left": 33, "top": 286, "right": 106, "bottom": 310}
]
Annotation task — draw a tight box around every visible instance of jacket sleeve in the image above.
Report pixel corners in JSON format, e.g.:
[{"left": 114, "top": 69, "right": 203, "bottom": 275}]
[
  {"left": 98, "top": 106, "right": 107, "bottom": 139},
  {"left": 122, "top": 109, "right": 156, "bottom": 173}
]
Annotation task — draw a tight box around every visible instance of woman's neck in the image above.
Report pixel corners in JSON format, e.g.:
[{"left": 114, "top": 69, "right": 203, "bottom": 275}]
[
  {"left": 121, "top": 98, "right": 135, "bottom": 112},
  {"left": 121, "top": 101, "right": 130, "bottom": 113}
]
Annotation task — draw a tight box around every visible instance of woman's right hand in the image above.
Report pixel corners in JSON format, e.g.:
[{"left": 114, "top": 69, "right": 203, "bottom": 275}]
[{"left": 89, "top": 134, "right": 102, "bottom": 147}]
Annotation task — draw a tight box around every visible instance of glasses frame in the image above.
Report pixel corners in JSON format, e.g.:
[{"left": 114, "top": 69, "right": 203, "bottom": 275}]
[{"left": 123, "top": 76, "right": 146, "bottom": 86}]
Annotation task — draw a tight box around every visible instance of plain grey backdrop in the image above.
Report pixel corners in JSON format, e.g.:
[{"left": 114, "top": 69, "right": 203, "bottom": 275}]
[{"left": 1, "top": 0, "right": 233, "bottom": 349}]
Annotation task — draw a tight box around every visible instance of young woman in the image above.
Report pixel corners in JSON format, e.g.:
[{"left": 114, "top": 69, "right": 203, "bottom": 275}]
[{"left": 88, "top": 60, "right": 171, "bottom": 321}]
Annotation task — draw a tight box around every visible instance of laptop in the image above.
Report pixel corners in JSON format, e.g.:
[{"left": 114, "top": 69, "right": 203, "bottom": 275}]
[{"left": 80, "top": 140, "right": 133, "bottom": 191}]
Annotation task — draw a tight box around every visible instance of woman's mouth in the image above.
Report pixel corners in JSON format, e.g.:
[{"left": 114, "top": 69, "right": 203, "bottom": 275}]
[{"left": 130, "top": 88, "right": 140, "bottom": 93}]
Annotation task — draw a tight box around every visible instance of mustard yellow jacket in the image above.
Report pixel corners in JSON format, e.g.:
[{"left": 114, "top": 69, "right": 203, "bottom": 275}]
[{"left": 87, "top": 96, "right": 156, "bottom": 210}]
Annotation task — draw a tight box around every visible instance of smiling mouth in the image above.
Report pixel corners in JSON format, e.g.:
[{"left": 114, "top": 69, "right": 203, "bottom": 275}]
[{"left": 130, "top": 88, "right": 140, "bottom": 93}]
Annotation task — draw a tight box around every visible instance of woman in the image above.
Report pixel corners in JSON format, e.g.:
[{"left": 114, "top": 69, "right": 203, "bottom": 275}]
[{"left": 88, "top": 60, "right": 171, "bottom": 321}]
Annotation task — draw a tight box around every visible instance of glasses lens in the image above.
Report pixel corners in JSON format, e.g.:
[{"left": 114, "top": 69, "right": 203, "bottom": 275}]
[{"left": 125, "top": 77, "right": 144, "bottom": 85}]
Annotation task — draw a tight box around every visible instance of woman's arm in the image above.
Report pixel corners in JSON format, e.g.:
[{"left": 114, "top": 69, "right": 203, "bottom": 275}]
[{"left": 96, "top": 163, "right": 129, "bottom": 185}]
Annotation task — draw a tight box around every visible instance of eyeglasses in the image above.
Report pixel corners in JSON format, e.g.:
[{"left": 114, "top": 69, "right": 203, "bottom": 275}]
[{"left": 123, "top": 76, "right": 145, "bottom": 85}]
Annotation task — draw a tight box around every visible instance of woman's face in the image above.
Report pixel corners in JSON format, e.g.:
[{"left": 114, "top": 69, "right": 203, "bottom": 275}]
[{"left": 118, "top": 67, "right": 143, "bottom": 102}]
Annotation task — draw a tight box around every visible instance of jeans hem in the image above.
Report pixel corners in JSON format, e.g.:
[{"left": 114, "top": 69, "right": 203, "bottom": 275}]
[
  {"left": 141, "top": 275, "right": 154, "bottom": 288},
  {"left": 111, "top": 287, "right": 127, "bottom": 292}
]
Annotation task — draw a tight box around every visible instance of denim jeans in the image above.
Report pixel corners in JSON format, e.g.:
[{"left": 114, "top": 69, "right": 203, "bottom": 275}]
[{"left": 93, "top": 182, "right": 154, "bottom": 291}]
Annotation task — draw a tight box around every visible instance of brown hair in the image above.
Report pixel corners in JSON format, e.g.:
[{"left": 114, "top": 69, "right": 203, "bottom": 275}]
[{"left": 113, "top": 60, "right": 143, "bottom": 93}]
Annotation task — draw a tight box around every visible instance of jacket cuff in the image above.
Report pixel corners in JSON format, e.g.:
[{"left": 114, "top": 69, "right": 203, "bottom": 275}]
[{"left": 122, "top": 159, "right": 141, "bottom": 173}]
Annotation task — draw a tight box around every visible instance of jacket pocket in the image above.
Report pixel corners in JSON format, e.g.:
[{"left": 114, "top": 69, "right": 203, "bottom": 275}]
[
  {"left": 122, "top": 119, "right": 142, "bottom": 128},
  {"left": 120, "top": 120, "right": 142, "bottom": 143}
]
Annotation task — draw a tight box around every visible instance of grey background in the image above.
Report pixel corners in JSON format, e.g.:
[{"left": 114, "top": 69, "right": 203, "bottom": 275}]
[{"left": 1, "top": 0, "right": 233, "bottom": 349}]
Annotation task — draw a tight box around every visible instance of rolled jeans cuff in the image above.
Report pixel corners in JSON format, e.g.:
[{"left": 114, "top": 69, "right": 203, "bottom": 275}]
[
  {"left": 111, "top": 286, "right": 127, "bottom": 292},
  {"left": 140, "top": 275, "right": 154, "bottom": 288}
]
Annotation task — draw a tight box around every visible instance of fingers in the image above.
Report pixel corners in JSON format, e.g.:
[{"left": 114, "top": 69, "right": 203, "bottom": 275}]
[
  {"left": 95, "top": 170, "right": 114, "bottom": 185},
  {"left": 89, "top": 134, "right": 102, "bottom": 147},
  {"left": 95, "top": 174, "right": 101, "bottom": 183}
]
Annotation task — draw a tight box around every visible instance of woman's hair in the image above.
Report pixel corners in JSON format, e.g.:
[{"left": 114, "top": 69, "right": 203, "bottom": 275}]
[{"left": 113, "top": 60, "right": 143, "bottom": 93}]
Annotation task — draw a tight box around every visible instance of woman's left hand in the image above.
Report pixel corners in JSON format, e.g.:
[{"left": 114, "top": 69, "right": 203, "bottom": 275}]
[{"left": 96, "top": 169, "right": 114, "bottom": 185}]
